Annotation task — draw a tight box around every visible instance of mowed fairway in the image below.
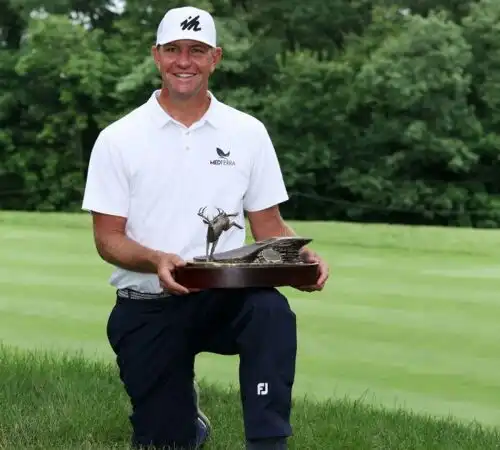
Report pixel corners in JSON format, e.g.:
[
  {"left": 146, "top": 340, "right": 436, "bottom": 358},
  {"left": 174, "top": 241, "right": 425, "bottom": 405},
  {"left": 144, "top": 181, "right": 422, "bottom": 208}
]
[{"left": 2, "top": 211, "right": 500, "bottom": 429}]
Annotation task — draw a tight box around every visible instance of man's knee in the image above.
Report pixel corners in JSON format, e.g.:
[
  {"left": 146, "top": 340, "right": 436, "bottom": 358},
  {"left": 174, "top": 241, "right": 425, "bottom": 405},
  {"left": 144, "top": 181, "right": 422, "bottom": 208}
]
[
  {"left": 239, "top": 288, "right": 297, "bottom": 345},
  {"left": 244, "top": 288, "right": 295, "bottom": 318}
]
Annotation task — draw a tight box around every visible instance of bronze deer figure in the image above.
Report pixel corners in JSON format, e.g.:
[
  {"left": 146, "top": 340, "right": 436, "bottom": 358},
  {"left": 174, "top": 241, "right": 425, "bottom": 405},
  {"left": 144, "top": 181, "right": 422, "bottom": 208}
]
[{"left": 197, "top": 206, "right": 243, "bottom": 261}]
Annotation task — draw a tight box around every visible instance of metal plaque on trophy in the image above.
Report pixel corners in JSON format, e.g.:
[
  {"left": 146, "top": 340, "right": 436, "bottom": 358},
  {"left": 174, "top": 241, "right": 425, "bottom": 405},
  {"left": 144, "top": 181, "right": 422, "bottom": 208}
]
[{"left": 174, "top": 206, "right": 319, "bottom": 289}]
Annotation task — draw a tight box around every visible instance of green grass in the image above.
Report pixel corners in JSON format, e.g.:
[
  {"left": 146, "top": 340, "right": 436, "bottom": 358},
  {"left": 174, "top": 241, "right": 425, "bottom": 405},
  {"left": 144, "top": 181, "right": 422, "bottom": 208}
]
[
  {"left": 2, "top": 344, "right": 500, "bottom": 450},
  {"left": 2, "top": 210, "right": 500, "bottom": 447}
]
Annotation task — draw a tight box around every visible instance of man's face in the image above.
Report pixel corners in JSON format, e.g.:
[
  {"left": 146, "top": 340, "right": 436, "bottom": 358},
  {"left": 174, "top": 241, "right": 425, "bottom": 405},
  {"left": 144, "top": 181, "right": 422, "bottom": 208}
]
[{"left": 152, "top": 40, "right": 222, "bottom": 99}]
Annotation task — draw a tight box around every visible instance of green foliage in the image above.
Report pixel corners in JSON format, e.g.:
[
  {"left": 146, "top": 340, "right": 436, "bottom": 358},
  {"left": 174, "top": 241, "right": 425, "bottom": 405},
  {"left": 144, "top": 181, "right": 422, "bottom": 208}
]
[
  {"left": 458, "top": 0, "right": 500, "bottom": 206},
  {"left": 5, "top": 14, "right": 107, "bottom": 211},
  {"left": 461, "top": 0, "right": 500, "bottom": 150},
  {"left": 258, "top": 50, "right": 355, "bottom": 219},
  {"left": 1, "top": 0, "right": 500, "bottom": 227},
  {"left": 343, "top": 11, "right": 487, "bottom": 225}
]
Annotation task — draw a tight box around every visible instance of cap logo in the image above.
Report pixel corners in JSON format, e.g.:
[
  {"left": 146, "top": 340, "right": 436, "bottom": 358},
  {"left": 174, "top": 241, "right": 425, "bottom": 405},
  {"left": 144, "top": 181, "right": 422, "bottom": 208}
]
[{"left": 180, "top": 15, "right": 202, "bottom": 31}]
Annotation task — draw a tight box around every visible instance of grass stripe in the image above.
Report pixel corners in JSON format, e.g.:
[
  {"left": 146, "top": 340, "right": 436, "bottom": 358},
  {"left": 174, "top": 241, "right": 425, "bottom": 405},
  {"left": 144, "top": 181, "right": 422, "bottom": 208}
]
[
  {"left": 2, "top": 345, "right": 500, "bottom": 449},
  {"left": 2, "top": 211, "right": 500, "bottom": 433}
]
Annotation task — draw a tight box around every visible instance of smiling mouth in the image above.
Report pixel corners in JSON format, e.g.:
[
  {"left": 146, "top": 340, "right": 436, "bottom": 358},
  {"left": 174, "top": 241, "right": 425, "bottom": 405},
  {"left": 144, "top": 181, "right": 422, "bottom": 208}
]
[{"left": 174, "top": 74, "right": 196, "bottom": 79}]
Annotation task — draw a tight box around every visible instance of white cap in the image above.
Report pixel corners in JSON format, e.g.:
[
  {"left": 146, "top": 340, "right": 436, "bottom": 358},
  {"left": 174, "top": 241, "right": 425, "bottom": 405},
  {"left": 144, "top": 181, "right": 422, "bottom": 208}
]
[{"left": 156, "top": 6, "right": 216, "bottom": 48}]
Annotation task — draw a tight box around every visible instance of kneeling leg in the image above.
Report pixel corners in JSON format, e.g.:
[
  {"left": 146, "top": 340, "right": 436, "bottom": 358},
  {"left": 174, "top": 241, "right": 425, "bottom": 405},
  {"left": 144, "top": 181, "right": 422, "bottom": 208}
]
[
  {"left": 235, "top": 288, "right": 297, "bottom": 442},
  {"left": 107, "top": 297, "right": 199, "bottom": 449}
]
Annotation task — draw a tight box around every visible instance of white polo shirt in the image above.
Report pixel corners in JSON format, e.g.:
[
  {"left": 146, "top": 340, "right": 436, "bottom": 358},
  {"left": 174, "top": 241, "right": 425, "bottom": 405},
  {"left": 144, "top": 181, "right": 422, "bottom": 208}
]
[{"left": 82, "top": 90, "right": 289, "bottom": 293}]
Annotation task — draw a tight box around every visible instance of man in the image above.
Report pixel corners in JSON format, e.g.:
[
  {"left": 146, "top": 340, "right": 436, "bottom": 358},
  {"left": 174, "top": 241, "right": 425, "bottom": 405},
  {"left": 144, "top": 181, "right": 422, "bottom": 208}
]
[{"left": 82, "top": 5, "right": 328, "bottom": 450}]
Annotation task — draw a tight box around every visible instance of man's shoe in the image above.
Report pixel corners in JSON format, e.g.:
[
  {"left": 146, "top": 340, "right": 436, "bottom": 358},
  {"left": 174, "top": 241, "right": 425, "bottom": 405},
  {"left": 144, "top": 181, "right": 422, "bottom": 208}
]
[
  {"left": 196, "top": 415, "right": 211, "bottom": 448},
  {"left": 193, "top": 381, "right": 211, "bottom": 447}
]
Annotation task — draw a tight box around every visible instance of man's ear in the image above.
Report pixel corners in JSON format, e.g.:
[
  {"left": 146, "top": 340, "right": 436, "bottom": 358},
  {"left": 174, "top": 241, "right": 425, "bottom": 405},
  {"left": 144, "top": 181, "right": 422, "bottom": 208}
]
[
  {"left": 151, "top": 45, "right": 160, "bottom": 70},
  {"left": 215, "top": 47, "right": 223, "bottom": 63},
  {"left": 211, "top": 47, "right": 223, "bottom": 73}
]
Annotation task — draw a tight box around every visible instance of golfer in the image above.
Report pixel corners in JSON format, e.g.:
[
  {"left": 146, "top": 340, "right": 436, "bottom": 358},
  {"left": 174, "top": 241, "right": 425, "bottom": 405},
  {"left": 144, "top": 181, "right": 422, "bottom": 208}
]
[{"left": 82, "top": 5, "right": 329, "bottom": 450}]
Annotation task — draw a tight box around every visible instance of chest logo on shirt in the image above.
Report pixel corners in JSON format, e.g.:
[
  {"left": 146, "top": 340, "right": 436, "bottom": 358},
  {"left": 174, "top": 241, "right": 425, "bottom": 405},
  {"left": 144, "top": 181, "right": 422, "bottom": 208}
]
[{"left": 210, "top": 147, "right": 236, "bottom": 166}]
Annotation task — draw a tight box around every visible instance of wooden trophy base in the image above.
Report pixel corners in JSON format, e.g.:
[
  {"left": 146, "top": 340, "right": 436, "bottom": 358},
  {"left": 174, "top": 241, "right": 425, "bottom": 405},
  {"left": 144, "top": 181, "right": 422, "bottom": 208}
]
[{"left": 175, "top": 261, "right": 319, "bottom": 289}]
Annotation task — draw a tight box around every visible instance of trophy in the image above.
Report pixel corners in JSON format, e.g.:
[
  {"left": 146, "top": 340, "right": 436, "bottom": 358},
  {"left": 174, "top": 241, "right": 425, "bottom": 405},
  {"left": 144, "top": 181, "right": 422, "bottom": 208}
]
[{"left": 174, "top": 206, "right": 319, "bottom": 289}]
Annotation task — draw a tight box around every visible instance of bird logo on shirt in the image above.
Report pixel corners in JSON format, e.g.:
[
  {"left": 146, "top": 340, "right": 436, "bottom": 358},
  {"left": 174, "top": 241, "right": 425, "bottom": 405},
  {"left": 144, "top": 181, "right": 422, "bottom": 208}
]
[{"left": 216, "top": 147, "right": 230, "bottom": 159}]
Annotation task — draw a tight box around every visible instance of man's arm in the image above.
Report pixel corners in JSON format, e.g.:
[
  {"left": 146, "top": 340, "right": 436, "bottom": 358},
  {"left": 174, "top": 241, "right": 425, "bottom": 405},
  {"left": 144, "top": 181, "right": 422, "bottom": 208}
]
[
  {"left": 246, "top": 205, "right": 329, "bottom": 291},
  {"left": 92, "top": 212, "right": 161, "bottom": 273},
  {"left": 246, "top": 205, "right": 296, "bottom": 242},
  {"left": 91, "top": 212, "right": 191, "bottom": 294},
  {"left": 243, "top": 122, "right": 328, "bottom": 290}
]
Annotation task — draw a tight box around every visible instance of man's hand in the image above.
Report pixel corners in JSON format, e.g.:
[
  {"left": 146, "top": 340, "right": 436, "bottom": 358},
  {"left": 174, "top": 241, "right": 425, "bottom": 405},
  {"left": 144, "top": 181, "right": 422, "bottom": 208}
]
[
  {"left": 294, "top": 248, "right": 329, "bottom": 292},
  {"left": 156, "top": 252, "right": 196, "bottom": 295},
  {"left": 91, "top": 212, "right": 199, "bottom": 295}
]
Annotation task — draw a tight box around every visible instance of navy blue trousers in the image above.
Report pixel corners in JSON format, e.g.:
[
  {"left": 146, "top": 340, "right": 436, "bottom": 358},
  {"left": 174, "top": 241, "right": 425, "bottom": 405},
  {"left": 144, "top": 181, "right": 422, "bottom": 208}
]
[{"left": 106, "top": 287, "right": 297, "bottom": 449}]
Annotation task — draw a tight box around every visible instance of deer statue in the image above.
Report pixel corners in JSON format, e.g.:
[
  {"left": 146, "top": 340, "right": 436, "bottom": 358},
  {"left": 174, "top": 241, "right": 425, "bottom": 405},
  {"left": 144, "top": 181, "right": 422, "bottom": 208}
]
[{"left": 197, "top": 206, "right": 243, "bottom": 261}]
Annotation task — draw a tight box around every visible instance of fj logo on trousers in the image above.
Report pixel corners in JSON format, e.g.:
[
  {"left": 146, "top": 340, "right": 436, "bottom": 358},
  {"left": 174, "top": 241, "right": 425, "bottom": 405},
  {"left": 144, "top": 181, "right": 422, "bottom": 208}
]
[{"left": 257, "top": 383, "right": 268, "bottom": 396}]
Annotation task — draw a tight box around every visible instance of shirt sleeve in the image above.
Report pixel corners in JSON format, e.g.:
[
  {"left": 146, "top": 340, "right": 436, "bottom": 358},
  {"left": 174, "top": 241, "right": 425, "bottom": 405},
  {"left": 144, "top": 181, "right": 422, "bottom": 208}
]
[
  {"left": 243, "top": 122, "right": 289, "bottom": 212},
  {"left": 81, "top": 129, "right": 130, "bottom": 217}
]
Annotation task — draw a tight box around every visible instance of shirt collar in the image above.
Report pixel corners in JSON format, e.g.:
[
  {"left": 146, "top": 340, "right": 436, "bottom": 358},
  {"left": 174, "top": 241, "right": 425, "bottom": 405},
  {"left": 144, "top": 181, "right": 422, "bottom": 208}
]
[{"left": 148, "top": 89, "right": 222, "bottom": 129}]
